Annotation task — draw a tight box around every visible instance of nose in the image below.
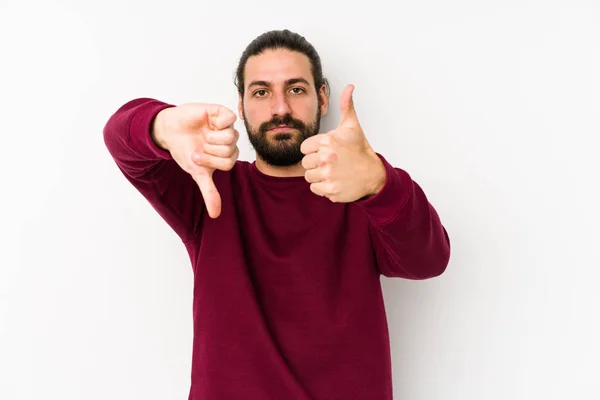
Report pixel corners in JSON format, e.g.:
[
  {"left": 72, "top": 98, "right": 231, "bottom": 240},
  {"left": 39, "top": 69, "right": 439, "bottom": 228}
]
[{"left": 270, "top": 91, "right": 291, "bottom": 116}]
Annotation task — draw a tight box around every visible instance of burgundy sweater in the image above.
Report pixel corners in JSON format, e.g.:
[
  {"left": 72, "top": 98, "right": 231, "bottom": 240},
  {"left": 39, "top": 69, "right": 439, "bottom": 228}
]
[{"left": 103, "top": 98, "right": 451, "bottom": 400}]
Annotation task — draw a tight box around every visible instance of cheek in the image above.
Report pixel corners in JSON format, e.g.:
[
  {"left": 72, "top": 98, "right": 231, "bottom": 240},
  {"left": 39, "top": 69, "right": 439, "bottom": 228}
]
[
  {"left": 243, "top": 105, "right": 265, "bottom": 124},
  {"left": 292, "top": 100, "right": 318, "bottom": 119}
]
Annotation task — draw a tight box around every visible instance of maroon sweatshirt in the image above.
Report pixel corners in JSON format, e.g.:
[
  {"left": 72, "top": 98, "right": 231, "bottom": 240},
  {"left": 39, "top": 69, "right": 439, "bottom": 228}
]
[{"left": 103, "top": 98, "right": 451, "bottom": 400}]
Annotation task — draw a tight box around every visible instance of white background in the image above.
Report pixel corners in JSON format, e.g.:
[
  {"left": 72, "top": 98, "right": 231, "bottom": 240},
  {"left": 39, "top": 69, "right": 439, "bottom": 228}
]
[{"left": 1, "top": 0, "right": 599, "bottom": 399}]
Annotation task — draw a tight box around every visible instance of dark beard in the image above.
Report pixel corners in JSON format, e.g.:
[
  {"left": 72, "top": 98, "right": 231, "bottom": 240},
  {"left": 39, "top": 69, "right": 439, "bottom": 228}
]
[{"left": 243, "top": 109, "right": 321, "bottom": 167}]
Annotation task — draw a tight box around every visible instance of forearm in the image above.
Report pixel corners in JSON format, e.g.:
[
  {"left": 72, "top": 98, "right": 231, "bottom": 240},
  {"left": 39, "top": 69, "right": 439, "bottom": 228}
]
[
  {"left": 102, "top": 97, "right": 204, "bottom": 242},
  {"left": 103, "top": 98, "right": 175, "bottom": 178},
  {"left": 355, "top": 154, "right": 451, "bottom": 279}
]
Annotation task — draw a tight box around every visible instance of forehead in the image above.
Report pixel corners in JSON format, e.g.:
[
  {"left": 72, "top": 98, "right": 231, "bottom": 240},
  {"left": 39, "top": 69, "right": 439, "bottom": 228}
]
[{"left": 244, "top": 49, "right": 313, "bottom": 87}]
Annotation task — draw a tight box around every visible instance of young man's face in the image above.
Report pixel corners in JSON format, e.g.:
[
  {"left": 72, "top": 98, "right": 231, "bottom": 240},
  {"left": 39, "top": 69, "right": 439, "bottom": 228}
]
[{"left": 239, "top": 48, "right": 328, "bottom": 167}]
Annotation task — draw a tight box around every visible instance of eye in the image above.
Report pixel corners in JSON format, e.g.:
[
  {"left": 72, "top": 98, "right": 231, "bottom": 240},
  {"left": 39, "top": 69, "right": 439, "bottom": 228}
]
[
  {"left": 253, "top": 89, "right": 268, "bottom": 97},
  {"left": 290, "top": 87, "right": 305, "bottom": 94}
]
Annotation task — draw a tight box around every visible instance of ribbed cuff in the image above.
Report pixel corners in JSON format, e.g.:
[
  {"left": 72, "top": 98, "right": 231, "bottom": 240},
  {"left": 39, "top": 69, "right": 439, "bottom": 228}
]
[
  {"left": 354, "top": 153, "right": 412, "bottom": 226},
  {"left": 129, "top": 100, "right": 176, "bottom": 160}
]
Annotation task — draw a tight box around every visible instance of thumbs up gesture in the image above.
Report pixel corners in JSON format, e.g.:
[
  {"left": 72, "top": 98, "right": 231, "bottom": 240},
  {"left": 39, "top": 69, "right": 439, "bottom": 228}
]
[
  {"left": 300, "top": 84, "right": 387, "bottom": 203},
  {"left": 152, "top": 103, "right": 240, "bottom": 218}
]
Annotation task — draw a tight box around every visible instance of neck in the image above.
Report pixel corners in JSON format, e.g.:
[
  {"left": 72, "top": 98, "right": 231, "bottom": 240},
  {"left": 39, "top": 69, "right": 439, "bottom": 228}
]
[{"left": 254, "top": 156, "right": 306, "bottom": 178}]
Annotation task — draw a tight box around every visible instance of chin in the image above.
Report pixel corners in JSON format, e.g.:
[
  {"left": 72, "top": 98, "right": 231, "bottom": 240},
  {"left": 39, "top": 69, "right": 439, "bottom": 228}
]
[{"left": 271, "top": 132, "right": 294, "bottom": 141}]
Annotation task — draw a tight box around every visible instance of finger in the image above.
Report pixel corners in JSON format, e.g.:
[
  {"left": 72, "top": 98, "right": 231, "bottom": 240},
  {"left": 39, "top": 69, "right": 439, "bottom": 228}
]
[
  {"left": 205, "top": 128, "right": 239, "bottom": 146},
  {"left": 192, "top": 150, "right": 237, "bottom": 171},
  {"left": 192, "top": 172, "right": 221, "bottom": 219},
  {"left": 203, "top": 143, "right": 238, "bottom": 158},
  {"left": 304, "top": 166, "right": 327, "bottom": 183},
  {"left": 300, "top": 134, "right": 322, "bottom": 155},
  {"left": 301, "top": 152, "right": 321, "bottom": 170},
  {"left": 339, "top": 84, "right": 358, "bottom": 125},
  {"left": 309, "top": 182, "right": 328, "bottom": 197},
  {"left": 206, "top": 104, "right": 237, "bottom": 130}
]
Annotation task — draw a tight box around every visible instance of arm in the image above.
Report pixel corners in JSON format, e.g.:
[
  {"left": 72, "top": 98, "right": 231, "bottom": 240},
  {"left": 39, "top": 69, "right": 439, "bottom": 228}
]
[
  {"left": 103, "top": 98, "right": 206, "bottom": 243},
  {"left": 355, "top": 153, "right": 451, "bottom": 279}
]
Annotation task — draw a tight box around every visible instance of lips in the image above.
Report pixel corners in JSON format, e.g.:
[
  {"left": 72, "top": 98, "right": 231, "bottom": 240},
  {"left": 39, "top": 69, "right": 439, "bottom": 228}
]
[{"left": 268, "top": 125, "right": 294, "bottom": 132}]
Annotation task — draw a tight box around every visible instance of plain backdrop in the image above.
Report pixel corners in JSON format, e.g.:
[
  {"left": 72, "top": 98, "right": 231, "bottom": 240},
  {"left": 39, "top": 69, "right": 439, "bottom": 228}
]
[{"left": 1, "top": 0, "right": 599, "bottom": 399}]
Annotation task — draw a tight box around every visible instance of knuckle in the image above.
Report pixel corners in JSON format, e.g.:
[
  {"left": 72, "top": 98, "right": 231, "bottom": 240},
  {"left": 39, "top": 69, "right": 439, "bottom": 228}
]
[
  {"left": 301, "top": 156, "right": 308, "bottom": 169},
  {"left": 327, "top": 182, "right": 337, "bottom": 194},
  {"left": 225, "top": 129, "right": 237, "bottom": 144},
  {"left": 198, "top": 142, "right": 207, "bottom": 154},
  {"left": 223, "top": 134, "right": 234, "bottom": 145},
  {"left": 192, "top": 154, "right": 206, "bottom": 167},
  {"left": 319, "top": 152, "right": 329, "bottom": 164}
]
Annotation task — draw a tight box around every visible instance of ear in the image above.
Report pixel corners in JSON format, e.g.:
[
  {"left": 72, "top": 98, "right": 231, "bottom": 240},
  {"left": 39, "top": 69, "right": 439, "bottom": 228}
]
[
  {"left": 237, "top": 92, "right": 244, "bottom": 120},
  {"left": 318, "top": 83, "right": 329, "bottom": 117}
]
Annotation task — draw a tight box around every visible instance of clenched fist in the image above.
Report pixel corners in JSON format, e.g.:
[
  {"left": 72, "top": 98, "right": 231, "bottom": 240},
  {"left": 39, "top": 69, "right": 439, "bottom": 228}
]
[
  {"left": 300, "top": 84, "right": 386, "bottom": 203},
  {"left": 152, "top": 103, "right": 240, "bottom": 218}
]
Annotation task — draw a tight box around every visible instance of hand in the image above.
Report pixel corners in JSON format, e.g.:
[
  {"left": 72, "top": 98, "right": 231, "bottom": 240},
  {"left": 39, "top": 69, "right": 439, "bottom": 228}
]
[
  {"left": 152, "top": 103, "right": 239, "bottom": 218},
  {"left": 300, "top": 84, "right": 386, "bottom": 203}
]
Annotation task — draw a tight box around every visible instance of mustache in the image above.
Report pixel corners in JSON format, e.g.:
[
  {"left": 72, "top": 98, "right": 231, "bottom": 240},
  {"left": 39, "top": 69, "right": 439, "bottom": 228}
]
[{"left": 259, "top": 114, "right": 306, "bottom": 132}]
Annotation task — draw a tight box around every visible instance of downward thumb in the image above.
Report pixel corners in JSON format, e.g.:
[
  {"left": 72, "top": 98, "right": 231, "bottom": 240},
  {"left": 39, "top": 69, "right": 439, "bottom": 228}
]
[
  {"left": 339, "top": 84, "right": 357, "bottom": 124},
  {"left": 193, "top": 171, "right": 222, "bottom": 219}
]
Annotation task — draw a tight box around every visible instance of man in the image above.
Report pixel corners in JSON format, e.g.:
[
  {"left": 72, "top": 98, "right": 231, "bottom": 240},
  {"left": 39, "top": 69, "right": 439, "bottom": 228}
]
[{"left": 103, "top": 29, "right": 450, "bottom": 400}]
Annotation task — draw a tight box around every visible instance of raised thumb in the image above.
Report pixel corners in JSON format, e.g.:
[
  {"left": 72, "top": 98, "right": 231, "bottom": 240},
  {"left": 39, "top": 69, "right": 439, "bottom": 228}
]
[
  {"left": 192, "top": 171, "right": 221, "bottom": 219},
  {"left": 339, "top": 84, "right": 357, "bottom": 124}
]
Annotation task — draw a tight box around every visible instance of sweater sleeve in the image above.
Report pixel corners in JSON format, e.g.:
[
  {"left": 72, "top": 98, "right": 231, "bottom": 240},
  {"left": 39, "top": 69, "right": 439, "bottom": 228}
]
[
  {"left": 354, "top": 153, "right": 451, "bottom": 279},
  {"left": 103, "top": 98, "right": 206, "bottom": 243}
]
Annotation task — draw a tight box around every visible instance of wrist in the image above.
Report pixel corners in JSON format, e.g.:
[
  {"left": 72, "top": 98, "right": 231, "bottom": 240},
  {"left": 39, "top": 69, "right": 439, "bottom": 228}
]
[
  {"left": 151, "top": 108, "right": 170, "bottom": 151},
  {"left": 365, "top": 152, "right": 387, "bottom": 198}
]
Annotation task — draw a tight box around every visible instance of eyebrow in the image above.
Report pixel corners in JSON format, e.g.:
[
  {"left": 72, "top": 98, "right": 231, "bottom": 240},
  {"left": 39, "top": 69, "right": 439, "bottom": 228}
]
[{"left": 248, "top": 78, "right": 311, "bottom": 89}]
